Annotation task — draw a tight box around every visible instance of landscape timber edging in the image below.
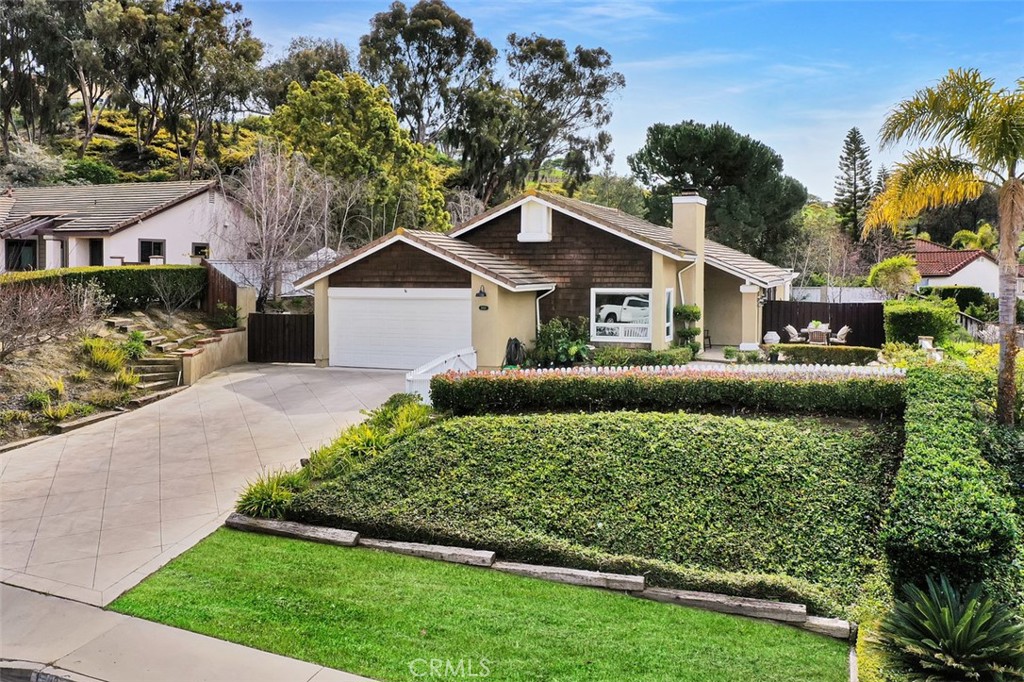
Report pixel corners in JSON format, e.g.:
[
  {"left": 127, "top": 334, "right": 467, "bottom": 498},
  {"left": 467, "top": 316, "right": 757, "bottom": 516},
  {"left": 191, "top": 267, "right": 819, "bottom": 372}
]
[{"left": 223, "top": 514, "right": 857, "bottom": 641}]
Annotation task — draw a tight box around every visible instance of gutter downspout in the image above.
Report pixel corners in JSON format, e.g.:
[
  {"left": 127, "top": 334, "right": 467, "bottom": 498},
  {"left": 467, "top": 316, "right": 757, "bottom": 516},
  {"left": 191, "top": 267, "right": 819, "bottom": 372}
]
[
  {"left": 676, "top": 262, "right": 696, "bottom": 305},
  {"left": 535, "top": 287, "right": 555, "bottom": 331}
]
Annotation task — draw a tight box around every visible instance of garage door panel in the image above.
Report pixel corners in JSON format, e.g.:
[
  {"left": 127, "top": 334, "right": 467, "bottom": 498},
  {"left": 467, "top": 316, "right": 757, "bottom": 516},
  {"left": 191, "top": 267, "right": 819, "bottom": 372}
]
[{"left": 328, "top": 288, "right": 472, "bottom": 369}]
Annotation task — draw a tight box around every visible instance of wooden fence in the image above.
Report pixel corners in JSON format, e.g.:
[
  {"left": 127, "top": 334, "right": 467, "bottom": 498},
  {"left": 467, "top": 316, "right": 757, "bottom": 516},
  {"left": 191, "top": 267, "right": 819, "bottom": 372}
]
[
  {"left": 762, "top": 300, "right": 885, "bottom": 348},
  {"left": 202, "top": 260, "right": 237, "bottom": 317},
  {"left": 247, "top": 312, "right": 314, "bottom": 364}
]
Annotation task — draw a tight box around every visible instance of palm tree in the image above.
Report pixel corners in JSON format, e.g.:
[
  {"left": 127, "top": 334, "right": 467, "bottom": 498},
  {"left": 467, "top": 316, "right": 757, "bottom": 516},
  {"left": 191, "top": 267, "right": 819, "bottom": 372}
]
[
  {"left": 866, "top": 69, "right": 1024, "bottom": 425},
  {"left": 950, "top": 221, "right": 999, "bottom": 252}
]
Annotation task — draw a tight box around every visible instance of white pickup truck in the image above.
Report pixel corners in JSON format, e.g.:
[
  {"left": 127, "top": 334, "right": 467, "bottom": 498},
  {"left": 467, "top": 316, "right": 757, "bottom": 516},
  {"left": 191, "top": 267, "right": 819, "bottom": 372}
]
[{"left": 597, "top": 295, "right": 650, "bottom": 323}]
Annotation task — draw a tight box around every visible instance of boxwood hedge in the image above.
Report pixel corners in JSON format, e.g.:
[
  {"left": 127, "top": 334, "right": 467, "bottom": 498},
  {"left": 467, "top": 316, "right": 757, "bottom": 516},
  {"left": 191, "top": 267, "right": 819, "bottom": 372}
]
[
  {"left": 882, "top": 298, "right": 958, "bottom": 344},
  {"left": 774, "top": 344, "right": 879, "bottom": 366},
  {"left": 430, "top": 370, "right": 905, "bottom": 418},
  {"left": 0, "top": 265, "right": 206, "bottom": 311},
  {"left": 882, "top": 367, "right": 1020, "bottom": 598},
  {"left": 289, "top": 411, "right": 904, "bottom": 615}
]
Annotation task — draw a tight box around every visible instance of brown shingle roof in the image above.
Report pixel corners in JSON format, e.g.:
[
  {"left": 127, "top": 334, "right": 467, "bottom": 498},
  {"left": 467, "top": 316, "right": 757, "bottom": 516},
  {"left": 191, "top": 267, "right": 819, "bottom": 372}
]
[
  {"left": 1, "top": 181, "right": 217, "bottom": 235},
  {"left": 452, "top": 190, "right": 796, "bottom": 287},
  {"left": 913, "top": 238, "right": 995, "bottom": 277},
  {"left": 295, "top": 228, "right": 555, "bottom": 291}
]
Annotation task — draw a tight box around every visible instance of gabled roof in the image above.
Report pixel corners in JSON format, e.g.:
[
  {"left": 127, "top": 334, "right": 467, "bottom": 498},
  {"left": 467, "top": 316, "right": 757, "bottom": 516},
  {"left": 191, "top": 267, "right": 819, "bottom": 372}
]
[
  {"left": 295, "top": 228, "right": 555, "bottom": 292},
  {"left": 0, "top": 180, "right": 217, "bottom": 237},
  {"left": 451, "top": 190, "right": 796, "bottom": 288},
  {"left": 913, "top": 238, "right": 996, "bottom": 277},
  {"left": 450, "top": 190, "right": 694, "bottom": 261}
]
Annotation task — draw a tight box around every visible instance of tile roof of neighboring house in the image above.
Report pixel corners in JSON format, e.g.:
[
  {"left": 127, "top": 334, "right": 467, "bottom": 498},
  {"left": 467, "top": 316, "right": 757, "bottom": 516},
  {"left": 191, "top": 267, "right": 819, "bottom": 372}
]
[
  {"left": 913, "top": 238, "right": 996, "bottom": 277},
  {"left": 0, "top": 180, "right": 217, "bottom": 238},
  {"left": 295, "top": 228, "right": 556, "bottom": 291},
  {"left": 451, "top": 190, "right": 796, "bottom": 287}
]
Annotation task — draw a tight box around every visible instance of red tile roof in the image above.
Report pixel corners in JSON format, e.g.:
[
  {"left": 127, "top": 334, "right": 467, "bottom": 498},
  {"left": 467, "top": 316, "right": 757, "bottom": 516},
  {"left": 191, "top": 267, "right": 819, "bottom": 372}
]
[{"left": 913, "top": 238, "right": 996, "bottom": 277}]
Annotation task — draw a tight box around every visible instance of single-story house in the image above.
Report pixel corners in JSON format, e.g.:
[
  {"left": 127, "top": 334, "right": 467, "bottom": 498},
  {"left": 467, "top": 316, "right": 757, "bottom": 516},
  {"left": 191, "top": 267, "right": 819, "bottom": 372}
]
[
  {"left": 913, "top": 238, "right": 1001, "bottom": 296},
  {"left": 0, "top": 180, "right": 242, "bottom": 273},
  {"left": 295, "top": 190, "right": 797, "bottom": 370}
]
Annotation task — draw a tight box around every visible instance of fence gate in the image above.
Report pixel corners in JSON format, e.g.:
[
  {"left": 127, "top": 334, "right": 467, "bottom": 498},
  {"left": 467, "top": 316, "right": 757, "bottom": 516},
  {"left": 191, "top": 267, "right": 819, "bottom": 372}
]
[
  {"left": 247, "top": 313, "right": 314, "bottom": 363},
  {"left": 762, "top": 301, "right": 885, "bottom": 348}
]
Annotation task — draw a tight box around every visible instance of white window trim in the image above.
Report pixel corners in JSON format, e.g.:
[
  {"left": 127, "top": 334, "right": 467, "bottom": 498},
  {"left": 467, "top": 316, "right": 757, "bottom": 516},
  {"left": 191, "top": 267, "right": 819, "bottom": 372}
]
[
  {"left": 590, "top": 287, "right": 653, "bottom": 343},
  {"left": 665, "top": 287, "right": 674, "bottom": 342}
]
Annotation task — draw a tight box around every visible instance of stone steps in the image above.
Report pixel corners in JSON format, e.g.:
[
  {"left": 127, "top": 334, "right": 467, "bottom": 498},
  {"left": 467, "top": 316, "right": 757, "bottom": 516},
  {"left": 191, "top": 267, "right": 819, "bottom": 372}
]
[
  {"left": 137, "top": 379, "right": 178, "bottom": 392},
  {"left": 143, "top": 335, "right": 167, "bottom": 346},
  {"left": 136, "top": 371, "right": 179, "bottom": 383},
  {"left": 129, "top": 385, "right": 188, "bottom": 407}
]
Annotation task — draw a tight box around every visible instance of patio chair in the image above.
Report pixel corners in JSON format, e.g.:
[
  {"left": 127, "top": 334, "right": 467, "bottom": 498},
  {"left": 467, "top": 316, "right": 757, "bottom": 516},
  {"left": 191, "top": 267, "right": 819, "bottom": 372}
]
[
  {"left": 784, "top": 324, "right": 805, "bottom": 343},
  {"left": 829, "top": 325, "right": 851, "bottom": 345}
]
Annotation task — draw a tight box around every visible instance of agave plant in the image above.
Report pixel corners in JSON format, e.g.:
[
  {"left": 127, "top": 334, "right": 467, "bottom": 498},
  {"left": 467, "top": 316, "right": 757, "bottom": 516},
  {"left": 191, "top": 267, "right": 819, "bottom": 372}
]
[{"left": 877, "top": 575, "right": 1024, "bottom": 681}]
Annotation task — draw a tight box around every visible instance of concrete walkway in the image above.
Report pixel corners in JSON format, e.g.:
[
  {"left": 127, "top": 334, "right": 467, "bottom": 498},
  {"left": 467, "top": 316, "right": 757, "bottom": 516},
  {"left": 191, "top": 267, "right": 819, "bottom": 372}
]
[
  {"left": 1, "top": 584, "right": 372, "bottom": 681},
  {"left": 0, "top": 364, "right": 404, "bottom": 605}
]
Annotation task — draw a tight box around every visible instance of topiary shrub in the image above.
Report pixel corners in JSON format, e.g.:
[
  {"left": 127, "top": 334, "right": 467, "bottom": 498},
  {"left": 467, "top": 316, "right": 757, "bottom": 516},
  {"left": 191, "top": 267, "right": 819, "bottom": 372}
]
[
  {"left": 591, "top": 346, "right": 692, "bottom": 367},
  {"left": 883, "top": 298, "right": 958, "bottom": 344},
  {"left": 775, "top": 344, "right": 879, "bottom": 365}
]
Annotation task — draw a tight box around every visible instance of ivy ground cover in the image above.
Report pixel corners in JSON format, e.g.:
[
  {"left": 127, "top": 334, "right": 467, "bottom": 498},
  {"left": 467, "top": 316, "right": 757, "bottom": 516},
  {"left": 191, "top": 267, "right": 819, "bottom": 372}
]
[
  {"left": 290, "top": 410, "right": 903, "bottom": 612},
  {"left": 112, "top": 529, "right": 849, "bottom": 682}
]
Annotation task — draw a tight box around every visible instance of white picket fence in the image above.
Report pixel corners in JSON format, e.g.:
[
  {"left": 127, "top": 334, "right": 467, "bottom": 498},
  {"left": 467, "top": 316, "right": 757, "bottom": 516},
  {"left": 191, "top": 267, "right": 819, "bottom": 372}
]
[
  {"left": 475, "top": 363, "right": 905, "bottom": 379},
  {"left": 406, "top": 347, "right": 478, "bottom": 403}
]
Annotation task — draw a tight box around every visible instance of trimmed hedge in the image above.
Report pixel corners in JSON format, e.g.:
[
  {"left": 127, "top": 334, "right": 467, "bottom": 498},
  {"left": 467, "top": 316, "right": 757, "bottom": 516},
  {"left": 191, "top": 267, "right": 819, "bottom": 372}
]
[
  {"left": 883, "top": 298, "right": 957, "bottom": 344},
  {"left": 289, "top": 411, "right": 905, "bottom": 615},
  {"left": 919, "top": 285, "right": 987, "bottom": 312},
  {"left": 0, "top": 265, "right": 206, "bottom": 311},
  {"left": 775, "top": 344, "right": 879, "bottom": 366},
  {"left": 590, "top": 346, "right": 693, "bottom": 367},
  {"left": 430, "top": 369, "right": 905, "bottom": 418},
  {"left": 882, "top": 367, "right": 1020, "bottom": 597}
]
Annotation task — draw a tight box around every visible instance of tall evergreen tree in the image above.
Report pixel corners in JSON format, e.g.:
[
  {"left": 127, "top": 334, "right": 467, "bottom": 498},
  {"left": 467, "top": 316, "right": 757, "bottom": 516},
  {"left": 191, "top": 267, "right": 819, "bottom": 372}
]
[{"left": 834, "top": 127, "right": 873, "bottom": 240}]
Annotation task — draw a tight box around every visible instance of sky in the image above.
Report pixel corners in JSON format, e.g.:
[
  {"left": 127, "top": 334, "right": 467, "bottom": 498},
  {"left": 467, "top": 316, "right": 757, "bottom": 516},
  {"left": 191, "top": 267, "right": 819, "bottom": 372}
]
[{"left": 242, "top": 0, "right": 1024, "bottom": 199}]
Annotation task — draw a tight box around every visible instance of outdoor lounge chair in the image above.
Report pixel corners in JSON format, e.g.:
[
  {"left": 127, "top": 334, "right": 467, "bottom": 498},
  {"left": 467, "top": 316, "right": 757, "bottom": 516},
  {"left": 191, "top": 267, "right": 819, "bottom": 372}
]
[
  {"left": 784, "top": 324, "right": 805, "bottom": 343},
  {"left": 830, "top": 325, "right": 851, "bottom": 345}
]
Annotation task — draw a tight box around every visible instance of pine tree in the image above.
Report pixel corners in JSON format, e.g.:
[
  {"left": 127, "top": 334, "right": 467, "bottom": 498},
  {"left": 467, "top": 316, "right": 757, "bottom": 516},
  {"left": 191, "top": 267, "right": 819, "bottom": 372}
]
[
  {"left": 834, "top": 127, "right": 873, "bottom": 240},
  {"left": 873, "top": 165, "right": 890, "bottom": 197}
]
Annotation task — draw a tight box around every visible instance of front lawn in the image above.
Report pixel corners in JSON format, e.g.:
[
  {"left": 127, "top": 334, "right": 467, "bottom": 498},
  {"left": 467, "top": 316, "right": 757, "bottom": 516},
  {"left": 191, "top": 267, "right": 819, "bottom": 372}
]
[{"left": 111, "top": 529, "right": 849, "bottom": 682}]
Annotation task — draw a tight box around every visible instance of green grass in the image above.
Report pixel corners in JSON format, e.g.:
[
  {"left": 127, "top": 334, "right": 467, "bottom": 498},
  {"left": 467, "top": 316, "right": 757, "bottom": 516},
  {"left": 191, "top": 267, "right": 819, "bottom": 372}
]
[{"left": 111, "top": 529, "right": 849, "bottom": 682}]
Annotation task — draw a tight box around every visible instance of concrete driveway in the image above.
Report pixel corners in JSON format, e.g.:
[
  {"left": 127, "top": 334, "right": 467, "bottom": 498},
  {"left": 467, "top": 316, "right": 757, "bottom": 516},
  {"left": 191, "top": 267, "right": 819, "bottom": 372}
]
[{"left": 0, "top": 364, "right": 405, "bottom": 605}]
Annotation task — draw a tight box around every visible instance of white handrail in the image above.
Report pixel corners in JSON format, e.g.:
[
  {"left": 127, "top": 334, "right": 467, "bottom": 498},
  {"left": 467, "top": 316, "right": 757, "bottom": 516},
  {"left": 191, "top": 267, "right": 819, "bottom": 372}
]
[{"left": 406, "top": 347, "right": 477, "bottom": 403}]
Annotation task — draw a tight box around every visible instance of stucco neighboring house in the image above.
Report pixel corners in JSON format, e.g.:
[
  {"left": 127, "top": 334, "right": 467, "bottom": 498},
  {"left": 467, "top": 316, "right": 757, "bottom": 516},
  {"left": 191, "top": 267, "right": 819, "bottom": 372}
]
[
  {"left": 913, "top": 238, "right": 1002, "bottom": 296},
  {"left": 295, "top": 190, "right": 797, "bottom": 370},
  {"left": 0, "top": 180, "right": 242, "bottom": 273}
]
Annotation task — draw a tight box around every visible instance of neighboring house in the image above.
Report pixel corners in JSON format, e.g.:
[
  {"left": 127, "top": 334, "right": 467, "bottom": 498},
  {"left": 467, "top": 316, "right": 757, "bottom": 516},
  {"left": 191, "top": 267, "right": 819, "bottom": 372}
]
[
  {"left": 296, "top": 190, "right": 797, "bottom": 370},
  {"left": 913, "top": 238, "right": 1001, "bottom": 296},
  {"left": 0, "top": 181, "right": 242, "bottom": 273}
]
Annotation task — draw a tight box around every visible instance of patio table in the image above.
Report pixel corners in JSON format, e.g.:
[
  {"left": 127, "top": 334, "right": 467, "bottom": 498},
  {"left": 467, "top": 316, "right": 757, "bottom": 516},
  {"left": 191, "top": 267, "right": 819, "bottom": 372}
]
[{"left": 801, "top": 326, "right": 830, "bottom": 345}]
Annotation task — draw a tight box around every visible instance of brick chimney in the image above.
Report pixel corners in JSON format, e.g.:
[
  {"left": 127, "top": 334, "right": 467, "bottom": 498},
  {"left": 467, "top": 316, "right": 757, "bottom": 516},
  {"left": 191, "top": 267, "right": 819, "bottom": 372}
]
[{"left": 672, "top": 192, "right": 706, "bottom": 319}]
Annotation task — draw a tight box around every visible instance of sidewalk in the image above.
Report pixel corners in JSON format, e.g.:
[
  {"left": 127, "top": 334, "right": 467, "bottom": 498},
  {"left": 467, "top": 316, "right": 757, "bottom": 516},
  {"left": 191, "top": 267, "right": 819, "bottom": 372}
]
[{"left": 0, "top": 584, "right": 372, "bottom": 682}]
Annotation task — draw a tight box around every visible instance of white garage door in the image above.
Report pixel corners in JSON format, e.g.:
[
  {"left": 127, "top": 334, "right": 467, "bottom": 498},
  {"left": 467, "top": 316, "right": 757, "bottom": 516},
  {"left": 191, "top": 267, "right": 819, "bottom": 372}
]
[{"left": 328, "top": 288, "right": 472, "bottom": 369}]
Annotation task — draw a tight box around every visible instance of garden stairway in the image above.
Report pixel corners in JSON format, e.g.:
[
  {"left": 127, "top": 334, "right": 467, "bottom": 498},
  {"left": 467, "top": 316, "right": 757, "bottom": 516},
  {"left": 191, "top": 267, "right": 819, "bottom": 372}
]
[{"left": 130, "top": 357, "right": 181, "bottom": 392}]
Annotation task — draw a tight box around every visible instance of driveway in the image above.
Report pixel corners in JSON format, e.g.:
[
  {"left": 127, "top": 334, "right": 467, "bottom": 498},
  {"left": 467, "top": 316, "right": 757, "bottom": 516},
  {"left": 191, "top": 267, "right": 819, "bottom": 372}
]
[{"left": 0, "top": 364, "right": 405, "bottom": 605}]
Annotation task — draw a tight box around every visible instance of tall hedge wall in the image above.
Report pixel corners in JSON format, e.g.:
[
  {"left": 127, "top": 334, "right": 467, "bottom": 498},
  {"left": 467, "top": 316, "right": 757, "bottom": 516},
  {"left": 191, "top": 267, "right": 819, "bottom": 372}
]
[
  {"left": 919, "top": 285, "right": 987, "bottom": 311},
  {"left": 0, "top": 265, "right": 206, "bottom": 311},
  {"left": 882, "top": 298, "right": 958, "bottom": 344},
  {"left": 882, "top": 367, "right": 1020, "bottom": 598}
]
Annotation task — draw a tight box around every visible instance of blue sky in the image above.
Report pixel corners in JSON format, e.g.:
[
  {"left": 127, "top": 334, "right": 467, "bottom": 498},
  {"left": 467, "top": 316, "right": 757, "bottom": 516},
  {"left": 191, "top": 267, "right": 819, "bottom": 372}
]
[{"left": 243, "top": 0, "right": 1023, "bottom": 199}]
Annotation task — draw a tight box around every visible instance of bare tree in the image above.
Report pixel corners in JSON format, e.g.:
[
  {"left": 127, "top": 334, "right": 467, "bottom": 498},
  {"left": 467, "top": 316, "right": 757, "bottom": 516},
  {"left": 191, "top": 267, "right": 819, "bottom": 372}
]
[
  {"left": 148, "top": 271, "right": 205, "bottom": 322},
  {"left": 226, "top": 142, "right": 334, "bottom": 310},
  {"left": 446, "top": 189, "right": 485, "bottom": 226},
  {"left": 0, "top": 280, "right": 108, "bottom": 364}
]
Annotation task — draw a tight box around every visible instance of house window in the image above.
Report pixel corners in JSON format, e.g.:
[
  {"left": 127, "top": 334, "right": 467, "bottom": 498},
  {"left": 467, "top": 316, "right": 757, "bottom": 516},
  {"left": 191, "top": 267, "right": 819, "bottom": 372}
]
[
  {"left": 191, "top": 242, "right": 210, "bottom": 258},
  {"left": 5, "top": 239, "right": 37, "bottom": 271},
  {"left": 139, "top": 239, "right": 165, "bottom": 263},
  {"left": 665, "top": 288, "right": 674, "bottom": 341},
  {"left": 591, "top": 288, "right": 652, "bottom": 342}
]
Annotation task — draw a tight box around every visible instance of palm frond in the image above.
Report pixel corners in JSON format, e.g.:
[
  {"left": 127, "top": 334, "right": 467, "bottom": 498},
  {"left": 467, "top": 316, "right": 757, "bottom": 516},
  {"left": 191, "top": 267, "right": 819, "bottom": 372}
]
[
  {"left": 879, "top": 68, "right": 997, "bottom": 149},
  {"left": 865, "top": 147, "right": 985, "bottom": 235}
]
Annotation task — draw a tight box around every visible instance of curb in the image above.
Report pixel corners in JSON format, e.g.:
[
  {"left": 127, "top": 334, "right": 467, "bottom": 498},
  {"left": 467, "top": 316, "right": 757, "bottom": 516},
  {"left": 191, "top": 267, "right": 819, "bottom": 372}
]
[
  {"left": 224, "top": 514, "right": 857, "bottom": 641},
  {"left": 1, "top": 661, "right": 105, "bottom": 682}
]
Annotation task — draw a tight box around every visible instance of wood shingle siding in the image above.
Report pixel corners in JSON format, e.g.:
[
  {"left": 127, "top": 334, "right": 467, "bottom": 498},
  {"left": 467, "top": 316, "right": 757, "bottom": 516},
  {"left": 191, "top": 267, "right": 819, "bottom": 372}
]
[
  {"left": 327, "top": 241, "right": 471, "bottom": 288},
  {"left": 459, "top": 208, "right": 652, "bottom": 320}
]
